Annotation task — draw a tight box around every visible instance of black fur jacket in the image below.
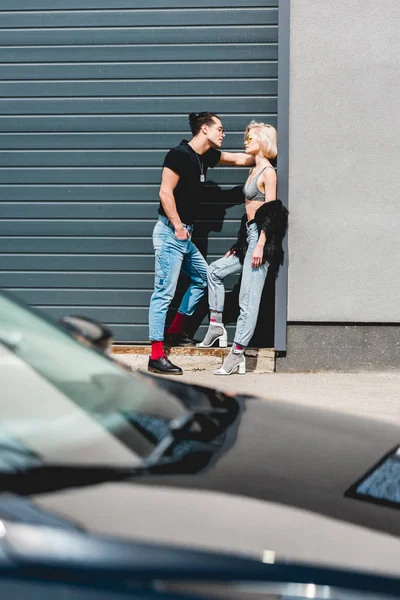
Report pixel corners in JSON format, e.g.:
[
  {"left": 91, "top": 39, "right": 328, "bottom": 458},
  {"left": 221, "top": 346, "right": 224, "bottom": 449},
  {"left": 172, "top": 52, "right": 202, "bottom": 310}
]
[{"left": 229, "top": 200, "right": 288, "bottom": 266}]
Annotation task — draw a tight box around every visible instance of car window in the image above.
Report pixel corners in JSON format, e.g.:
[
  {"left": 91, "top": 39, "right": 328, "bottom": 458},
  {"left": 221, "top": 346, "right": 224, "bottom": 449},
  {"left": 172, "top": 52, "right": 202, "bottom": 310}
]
[
  {"left": 0, "top": 293, "right": 188, "bottom": 465},
  {"left": 346, "top": 446, "right": 400, "bottom": 509}
]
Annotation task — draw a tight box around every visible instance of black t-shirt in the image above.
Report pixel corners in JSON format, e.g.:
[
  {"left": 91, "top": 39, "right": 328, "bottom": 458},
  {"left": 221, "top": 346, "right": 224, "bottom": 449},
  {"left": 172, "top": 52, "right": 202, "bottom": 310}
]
[{"left": 158, "top": 139, "right": 221, "bottom": 225}]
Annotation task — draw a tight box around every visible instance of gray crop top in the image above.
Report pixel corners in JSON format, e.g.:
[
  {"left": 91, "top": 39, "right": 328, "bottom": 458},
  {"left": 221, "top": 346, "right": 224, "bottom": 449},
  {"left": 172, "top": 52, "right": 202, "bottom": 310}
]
[{"left": 243, "top": 166, "right": 275, "bottom": 201}]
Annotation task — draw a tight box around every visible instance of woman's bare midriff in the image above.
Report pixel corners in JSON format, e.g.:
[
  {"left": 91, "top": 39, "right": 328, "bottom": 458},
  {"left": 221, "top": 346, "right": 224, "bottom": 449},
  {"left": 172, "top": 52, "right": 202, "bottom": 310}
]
[{"left": 245, "top": 199, "right": 271, "bottom": 221}]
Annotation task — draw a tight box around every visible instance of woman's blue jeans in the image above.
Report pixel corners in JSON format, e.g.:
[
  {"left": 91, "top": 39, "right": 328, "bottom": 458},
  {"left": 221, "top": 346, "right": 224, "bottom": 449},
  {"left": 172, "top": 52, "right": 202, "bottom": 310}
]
[
  {"left": 207, "top": 222, "right": 269, "bottom": 347},
  {"left": 148, "top": 216, "right": 208, "bottom": 341}
]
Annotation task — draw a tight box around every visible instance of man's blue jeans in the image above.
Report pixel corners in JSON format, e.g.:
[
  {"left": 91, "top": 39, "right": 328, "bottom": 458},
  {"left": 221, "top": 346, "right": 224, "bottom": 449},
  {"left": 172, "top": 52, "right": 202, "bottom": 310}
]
[{"left": 148, "top": 216, "right": 208, "bottom": 341}]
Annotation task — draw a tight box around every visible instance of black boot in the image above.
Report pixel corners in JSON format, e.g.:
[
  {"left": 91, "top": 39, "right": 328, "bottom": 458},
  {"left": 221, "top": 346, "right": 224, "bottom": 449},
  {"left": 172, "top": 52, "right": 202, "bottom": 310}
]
[
  {"left": 164, "top": 331, "right": 197, "bottom": 347},
  {"left": 148, "top": 355, "right": 183, "bottom": 375}
]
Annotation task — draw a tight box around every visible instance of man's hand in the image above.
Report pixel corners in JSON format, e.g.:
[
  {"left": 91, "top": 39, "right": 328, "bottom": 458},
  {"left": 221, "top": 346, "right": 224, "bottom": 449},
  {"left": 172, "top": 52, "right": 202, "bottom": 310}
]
[
  {"left": 251, "top": 244, "right": 264, "bottom": 269},
  {"left": 175, "top": 226, "right": 190, "bottom": 241}
]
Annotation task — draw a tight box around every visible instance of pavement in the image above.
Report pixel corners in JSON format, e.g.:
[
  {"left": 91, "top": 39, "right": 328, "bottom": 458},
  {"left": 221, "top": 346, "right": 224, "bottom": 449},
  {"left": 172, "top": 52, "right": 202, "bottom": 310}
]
[
  {"left": 174, "top": 370, "right": 400, "bottom": 425},
  {"left": 116, "top": 353, "right": 400, "bottom": 425}
]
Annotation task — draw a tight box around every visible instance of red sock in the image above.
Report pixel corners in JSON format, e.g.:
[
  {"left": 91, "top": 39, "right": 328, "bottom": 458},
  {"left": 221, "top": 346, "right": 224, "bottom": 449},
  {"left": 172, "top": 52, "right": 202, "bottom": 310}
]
[
  {"left": 150, "top": 341, "right": 164, "bottom": 360},
  {"left": 167, "top": 312, "right": 186, "bottom": 335},
  {"left": 234, "top": 343, "right": 244, "bottom": 351}
]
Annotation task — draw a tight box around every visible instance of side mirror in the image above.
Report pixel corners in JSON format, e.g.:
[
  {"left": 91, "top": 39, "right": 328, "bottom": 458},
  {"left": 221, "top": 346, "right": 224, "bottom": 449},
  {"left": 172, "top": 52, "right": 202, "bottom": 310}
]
[{"left": 60, "top": 315, "right": 114, "bottom": 354}]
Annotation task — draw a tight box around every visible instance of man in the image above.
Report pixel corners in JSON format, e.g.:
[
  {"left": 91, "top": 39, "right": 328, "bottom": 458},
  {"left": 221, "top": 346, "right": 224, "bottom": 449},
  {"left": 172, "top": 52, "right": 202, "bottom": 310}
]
[{"left": 148, "top": 112, "right": 254, "bottom": 375}]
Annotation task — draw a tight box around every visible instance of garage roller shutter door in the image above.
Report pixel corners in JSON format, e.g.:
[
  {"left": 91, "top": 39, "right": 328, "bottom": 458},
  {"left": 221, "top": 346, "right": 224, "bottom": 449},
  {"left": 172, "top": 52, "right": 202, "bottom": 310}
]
[{"left": 0, "top": 0, "right": 279, "bottom": 342}]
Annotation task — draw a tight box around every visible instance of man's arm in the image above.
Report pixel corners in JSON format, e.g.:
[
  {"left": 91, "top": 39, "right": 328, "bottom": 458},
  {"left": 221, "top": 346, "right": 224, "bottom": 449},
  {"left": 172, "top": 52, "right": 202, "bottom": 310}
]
[
  {"left": 159, "top": 167, "right": 189, "bottom": 240},
  {"left": 218, "top": 151, "right": 255, "bottom": 167}
]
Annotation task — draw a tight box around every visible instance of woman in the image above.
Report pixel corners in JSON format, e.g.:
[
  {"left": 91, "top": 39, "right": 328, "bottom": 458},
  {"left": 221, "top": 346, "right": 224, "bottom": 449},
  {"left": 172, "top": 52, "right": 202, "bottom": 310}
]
[{"left": 197, "top": 121, "right": 288, "bottom": 375}]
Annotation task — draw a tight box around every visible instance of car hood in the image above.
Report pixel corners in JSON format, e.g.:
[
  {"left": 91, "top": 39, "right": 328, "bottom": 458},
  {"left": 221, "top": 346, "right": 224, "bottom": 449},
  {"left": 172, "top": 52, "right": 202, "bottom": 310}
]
[{"left": 8, "top": 396, "right": 400, "bottom": 579}]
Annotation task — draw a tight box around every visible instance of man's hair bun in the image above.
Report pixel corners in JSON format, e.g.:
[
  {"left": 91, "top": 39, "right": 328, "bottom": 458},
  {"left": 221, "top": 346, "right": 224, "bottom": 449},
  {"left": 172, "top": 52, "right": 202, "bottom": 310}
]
[{"left": 188, "top": 112, "right": 220, "bottom": 136}]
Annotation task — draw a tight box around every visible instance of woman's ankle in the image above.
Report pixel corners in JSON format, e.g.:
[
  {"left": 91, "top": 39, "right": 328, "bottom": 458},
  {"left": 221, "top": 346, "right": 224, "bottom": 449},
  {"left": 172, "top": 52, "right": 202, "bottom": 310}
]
[
  {"left": 233, "top": 342, "right": 245, "bottom": 352},
  {"left": 210, "top": 310, "right": 223, "bottom": 323}
]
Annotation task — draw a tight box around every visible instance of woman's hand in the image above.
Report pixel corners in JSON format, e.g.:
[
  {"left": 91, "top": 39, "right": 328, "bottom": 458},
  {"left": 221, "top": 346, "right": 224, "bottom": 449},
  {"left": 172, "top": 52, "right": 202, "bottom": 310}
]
[
  {"left": 252, "top": 244, "right": 264, "bottom": 269},
  {"left": 225, "top": 248, "right": 236, "bottom": 258}
]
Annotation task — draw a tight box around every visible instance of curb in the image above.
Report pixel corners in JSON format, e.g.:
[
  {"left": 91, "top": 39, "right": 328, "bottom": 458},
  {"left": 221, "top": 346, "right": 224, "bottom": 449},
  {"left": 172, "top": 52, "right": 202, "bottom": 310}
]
[{"left": 112, "top": 345, "right": 275, "bottom": 374}]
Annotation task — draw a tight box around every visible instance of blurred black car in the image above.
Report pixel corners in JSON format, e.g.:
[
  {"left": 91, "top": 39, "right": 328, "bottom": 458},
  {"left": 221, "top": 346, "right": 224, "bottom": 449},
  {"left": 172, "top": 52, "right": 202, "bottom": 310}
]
[{"left": 1, "top": 289, "right": 400, "bottom": 600}]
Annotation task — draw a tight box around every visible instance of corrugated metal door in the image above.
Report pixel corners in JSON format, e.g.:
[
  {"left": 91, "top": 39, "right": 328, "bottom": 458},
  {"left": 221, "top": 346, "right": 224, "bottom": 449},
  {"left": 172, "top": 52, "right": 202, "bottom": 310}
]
[{"left": 0, "top": 0, "right": 279, "bottom": 342}]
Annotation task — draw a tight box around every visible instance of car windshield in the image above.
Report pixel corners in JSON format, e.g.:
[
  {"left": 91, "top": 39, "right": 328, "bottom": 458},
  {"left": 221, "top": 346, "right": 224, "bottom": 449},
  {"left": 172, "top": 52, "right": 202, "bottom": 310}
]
[{"left": 0, "top": 293, "right": 188, "bottom": 471}]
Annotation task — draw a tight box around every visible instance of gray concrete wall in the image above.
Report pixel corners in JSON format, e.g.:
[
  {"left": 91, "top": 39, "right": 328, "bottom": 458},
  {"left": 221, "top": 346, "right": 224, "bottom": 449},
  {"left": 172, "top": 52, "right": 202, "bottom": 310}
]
[
  {"left": 287, "top": 0, "right": 400, "bottom": 322},
  {"left": 278, "top": 324, "right": 400, "bottom": 372}
]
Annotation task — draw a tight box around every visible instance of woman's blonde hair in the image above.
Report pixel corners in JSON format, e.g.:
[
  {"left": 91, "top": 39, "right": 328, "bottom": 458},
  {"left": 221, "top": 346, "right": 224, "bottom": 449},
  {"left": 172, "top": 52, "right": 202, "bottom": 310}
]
[{"left": 244, "top": 120, "right": 277, "bottom": 159}]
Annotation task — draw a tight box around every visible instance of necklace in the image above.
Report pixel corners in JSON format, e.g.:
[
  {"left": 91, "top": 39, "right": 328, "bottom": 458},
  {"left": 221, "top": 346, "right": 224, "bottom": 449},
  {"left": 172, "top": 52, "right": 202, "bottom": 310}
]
[
  {"left": 185, "top": 145, "right": 205, "bottom": 183},
  {"left": 195, "top": 153, "right": 205, "bottom": 183}
]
